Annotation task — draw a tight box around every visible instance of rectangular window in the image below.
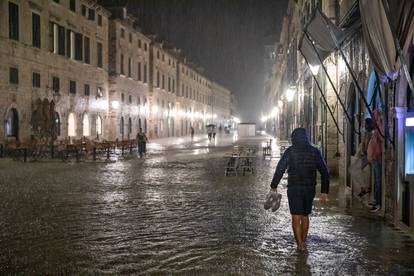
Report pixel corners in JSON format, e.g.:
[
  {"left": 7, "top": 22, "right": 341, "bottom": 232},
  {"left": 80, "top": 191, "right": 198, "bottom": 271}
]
[
  {"left": 9, "top": 2, "right": 19, "bottom": 40},
  {"left": 129, "top": 33, "right": 132, "bottom": 43},
  {"left": 98, "top": 14, "right": 102, "bottom": 26},
  {"left": 138, "top": 39, "right": 141, "bottom": 48},
  {"left": 69, "top": 80, "right": 76, "bottom": 94},
  {"left": 172, "top": 79, "right": 175, "bottom": 93},
  {"left": 84, "top": 84, "right": 90, "bottom": 96},
  {"left": 9, "top": 67, "right": 18, "bottom": 84},
  {"left": 74, "top": 33, "right": 83, "bottom": 61},
  {"left": 156, "top": 71, "right": 160, "bottom": 87},
  {"left": 97, "top": 42, "right": 103, "bottom": 68},
  {"left": 144, "top": 64, "right": 147, "bottom": 83},
  {"left": 58, "top": 25, "right": 65, "bottom": 56},
  {"left": 88, "top": 8, "right": 95, "bottom": 21},
  {"left": 32, "top": 13, "right": 41, "bottom": 48},
  {"left": 66, "top": 30, "right": 72, "bottom": 58},
  {"left": 81, "top": 5, "right": 86, "bottom": 16},
  {"left": 144, "top": 43, "right": 147, "bottom": 51},
  {"left": 137, "top": 62, "right": 141, "bottom": 81},
  {"left": 32, "top": 72, "right": 40, "bottom": 88},
  {"left": 52, "top": 77, "right": 60, "bottom": 93},
  {"left": 120, "top": 54, "right": 124, "bottom": 74},
  {"left": 70, "top": 0, "right": 76, "bottom": 12},
  {"left": 84, "top": 36, "right": 90, "bottom": 64},
  {"left": 129, "top": 95, "right": 132, "bottom": 103},
  {"left": 162, "top": 75, "right": 165, "bottom": 89},
  {"left": 121, "top": 28, "right": 125, "bottom": 38},
  {"left": 128, "top": 57, "right": 131, "bottom": 77},
  {"left": 168, "top": 77, "right": 171, "bottom": 92}
]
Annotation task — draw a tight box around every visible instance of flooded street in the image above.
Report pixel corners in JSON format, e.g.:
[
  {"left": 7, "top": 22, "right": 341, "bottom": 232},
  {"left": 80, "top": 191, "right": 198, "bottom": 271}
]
[{"left": 1, "top": 134, "right": 414, "bottom": 275}]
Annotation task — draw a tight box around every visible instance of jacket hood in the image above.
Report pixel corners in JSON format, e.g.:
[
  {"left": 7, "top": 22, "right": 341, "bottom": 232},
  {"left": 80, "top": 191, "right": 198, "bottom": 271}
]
[{"left": 291, "top": 128, "right": 310, "bottom": 146}]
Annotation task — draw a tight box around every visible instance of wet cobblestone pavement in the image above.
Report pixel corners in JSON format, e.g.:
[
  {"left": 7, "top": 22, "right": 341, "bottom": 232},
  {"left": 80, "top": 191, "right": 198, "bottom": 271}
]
[{"left": 1, "top": 134, "right": 414, "bottom": 275}]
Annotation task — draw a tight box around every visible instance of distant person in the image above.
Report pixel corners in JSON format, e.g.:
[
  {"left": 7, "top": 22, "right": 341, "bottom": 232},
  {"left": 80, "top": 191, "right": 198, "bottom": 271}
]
[
  {"left": 190, "top": 126, "right": 195, "bottom": 140},
  {"left": 270, "top": 128, "right": 329, "bottom": 252},
  {"left": 213, "top": 127, "right": 216, "bottom": 139},
  {"left": 207, "top": 126, "right": 213, "bottom": 141},
  {"left": 136, "top": 128, "right": 148, "bottom": 158}
]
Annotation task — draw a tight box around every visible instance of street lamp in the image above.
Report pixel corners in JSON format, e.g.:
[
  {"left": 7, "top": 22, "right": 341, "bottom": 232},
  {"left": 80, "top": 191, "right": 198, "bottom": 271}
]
[
  {"left": 309, "top": 64, "right": 320, "bottom": 75},
  {"left": 278, "top": 100, "right": 283, "bottom": 109},
  {"left": 285, "top": 87, "right": 296, "bottom": 102}
]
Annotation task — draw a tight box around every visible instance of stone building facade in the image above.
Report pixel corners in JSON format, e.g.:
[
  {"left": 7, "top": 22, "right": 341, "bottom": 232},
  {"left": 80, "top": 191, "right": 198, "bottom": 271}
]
[
  {"left": 104, "top": 5, "right": 151, "bottom": 140},
  {"left": 1, "top": 0, "right": 110, "bottom": 142},
  {"left": 0, "top": 0, "right": 233, "bottom": 143}
]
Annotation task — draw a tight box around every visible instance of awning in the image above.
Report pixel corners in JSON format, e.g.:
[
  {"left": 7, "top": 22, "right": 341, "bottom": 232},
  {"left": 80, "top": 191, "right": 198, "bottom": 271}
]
[
  {"left": 299, "top": 8, "right": 357, "bottom": 66},
  {"left": 360, "top": 0, "right": 414, "bottom": 77}
]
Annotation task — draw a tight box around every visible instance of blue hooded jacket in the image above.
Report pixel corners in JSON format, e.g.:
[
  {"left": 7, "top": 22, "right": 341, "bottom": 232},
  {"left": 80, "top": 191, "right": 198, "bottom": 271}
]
[{"left": 270, "top": 128, "right": 330, "bottom": 193}]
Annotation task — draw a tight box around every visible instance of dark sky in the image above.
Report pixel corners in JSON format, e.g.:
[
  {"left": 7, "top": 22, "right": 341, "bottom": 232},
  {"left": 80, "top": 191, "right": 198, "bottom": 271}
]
[{"left": 128, "top": 0, "right": 288, "bottom": 122}]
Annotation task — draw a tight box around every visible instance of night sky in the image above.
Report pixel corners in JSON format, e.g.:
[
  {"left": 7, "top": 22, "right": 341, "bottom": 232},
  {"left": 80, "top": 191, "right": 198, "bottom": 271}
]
[{"left": 128, "top": 0, "right": 288, "bottom": 122}]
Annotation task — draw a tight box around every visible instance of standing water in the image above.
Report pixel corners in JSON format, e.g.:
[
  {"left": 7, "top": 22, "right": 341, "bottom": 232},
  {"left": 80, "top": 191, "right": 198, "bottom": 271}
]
[{"left": 0, "top": 135, "right": 414, "bottom": 275}]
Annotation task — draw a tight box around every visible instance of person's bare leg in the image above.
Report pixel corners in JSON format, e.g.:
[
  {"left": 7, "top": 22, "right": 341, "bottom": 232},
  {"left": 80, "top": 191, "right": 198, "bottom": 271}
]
[
  {"left": 301, "top": 215, "right": 309, "bottom": 245},
  {"left": 292, "top": 215, "right": 303, "bottom": 251}
]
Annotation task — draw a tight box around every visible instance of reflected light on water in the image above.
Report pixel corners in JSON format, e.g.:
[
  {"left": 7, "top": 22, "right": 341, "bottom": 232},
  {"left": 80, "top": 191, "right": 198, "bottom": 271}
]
[
  {"left": 233, "top": 132, "right": 239, "bottom": 142},
  {"left": 193, "top": 148, "right": 209, "bottom": 155}
]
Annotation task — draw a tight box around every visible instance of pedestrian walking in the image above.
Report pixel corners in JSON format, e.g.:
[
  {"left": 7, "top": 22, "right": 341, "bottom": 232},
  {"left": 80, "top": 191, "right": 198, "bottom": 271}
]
[
  {"left": 190, "top": 126, "right": 195, "bottom": 141},
  {"left": 207, "top": 126, "right": 213, "bottom": 141},
  {"left": 270, "top": 128, "right": 330, "bottom": 252},
  {"left": 136, "top": 128, "right": 148, "bottom": 158}
]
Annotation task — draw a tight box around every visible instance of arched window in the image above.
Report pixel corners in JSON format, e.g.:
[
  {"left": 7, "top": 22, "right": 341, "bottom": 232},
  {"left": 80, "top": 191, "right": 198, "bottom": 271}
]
[
  {"left": 144, "top": 118, "right": 147, "bottom": 133},
  {"left": 138, "top": 118, "right": 142, "bottom": 130},
  {"left": 96, "top": 116, "right": 102, "bottom": 136},
  {"left": 82, "top": 113, "right": 90, "bottom": 136},
  {"left": 5, "top": 108, "right": 19, "bottom": 139},
  {"left": 68, "top": 113, "right": 76, "bottom": 137},
  {"left": 54, "top": 112, "right": 61, "bottom": 137}
]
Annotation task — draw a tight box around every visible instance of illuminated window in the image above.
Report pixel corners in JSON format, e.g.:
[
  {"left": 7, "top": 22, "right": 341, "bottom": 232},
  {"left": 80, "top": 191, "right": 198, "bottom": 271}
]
[
  {"left": 82, "top": 113, "right": 90, "bottom": 136},
  {"left": 68, "top": 113, "right": 76, "bottom": 136},
  {"left": 96, "top": 116, "right": 102, "bottom": 135}
]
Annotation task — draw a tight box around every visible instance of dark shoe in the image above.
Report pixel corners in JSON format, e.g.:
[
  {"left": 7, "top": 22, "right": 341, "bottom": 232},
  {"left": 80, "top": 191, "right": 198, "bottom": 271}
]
[
  {"left": 264, "top": 192, "right": 282, "bottom": 212},
  {"left": 370, "top": 206, "right": 380, "bottom": 212},
  {"left": 358, "top": 190, "right": 367, "bottom": 197}
]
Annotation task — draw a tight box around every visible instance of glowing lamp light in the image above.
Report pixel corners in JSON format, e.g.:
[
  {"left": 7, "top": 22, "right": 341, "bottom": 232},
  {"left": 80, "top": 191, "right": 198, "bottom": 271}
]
[
  {"left": 111, "top": 100, "right": 120, "bottom": 109},
  {"left": 406, "top": 117, "right": 414, "bottom": 127},
  {"left": 309, "top": 64, "right": 320, "bottom": 75},
  {"left": 213, "top": 114, "right": 218, "bottom": 119},
  {"left": 278, "top": 100, "right": 283, "bottom": 109},
  {"left": 261, "top": 116, "right": 267, "bottom": 123},
  {"left": 271, "top": 107, "right": 279, "bottom": 118},
  {"left": 285, "top": 88, "right": 296, "bottom": 102},
  {"left": 152, "top": 105, "right": 159, "bottom": 114}
]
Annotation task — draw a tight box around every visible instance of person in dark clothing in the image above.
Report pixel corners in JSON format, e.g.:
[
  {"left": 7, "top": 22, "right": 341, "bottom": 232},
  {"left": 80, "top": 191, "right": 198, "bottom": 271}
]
[
  {"left": 136, "top": 128, "right": 148, "bottom": 158},
  {"left": 190, "top": 126, "right": 195, "bottom": 140},
  {"left": 270, "top": 128, "right": 330, "bottom": 252}
]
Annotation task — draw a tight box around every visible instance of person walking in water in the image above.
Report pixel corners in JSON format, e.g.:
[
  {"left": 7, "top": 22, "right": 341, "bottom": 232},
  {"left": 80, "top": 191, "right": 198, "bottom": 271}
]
[
  {"left": 270, "top": 128, "right": 329, "bottom": 252},
  {"left": 136, "top": 128, "right": 148, "bottom": 158}
]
